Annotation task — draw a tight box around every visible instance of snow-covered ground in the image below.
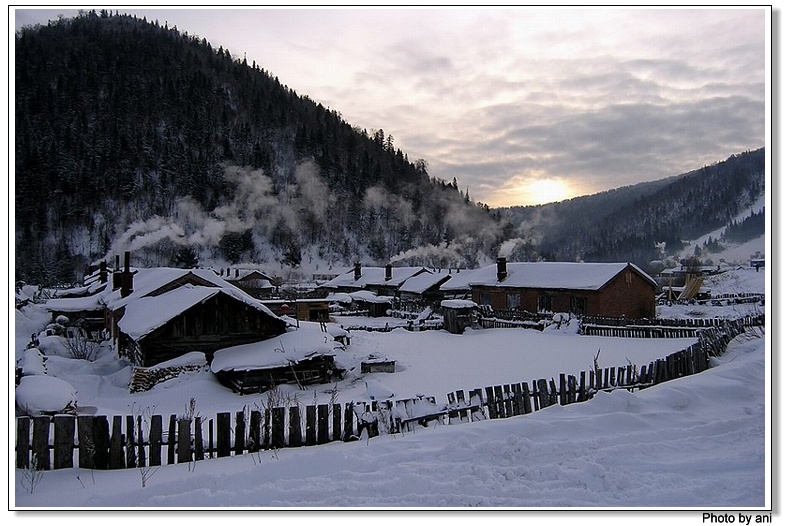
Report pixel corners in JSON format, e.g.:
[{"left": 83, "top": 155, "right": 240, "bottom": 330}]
[{"left": 11, "top": 267, "right": 771, "bottom": 515}]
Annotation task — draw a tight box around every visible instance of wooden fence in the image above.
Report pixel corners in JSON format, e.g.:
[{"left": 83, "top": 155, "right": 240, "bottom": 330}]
[
  {"left": 15, "top": 317, "right": 758, "bottom": 472},
  {"left": 580, "top": 314, "right": 764, "bottom": 338},
  {"left": 15, "top": 401, "right": 378, "bottom": 471}
]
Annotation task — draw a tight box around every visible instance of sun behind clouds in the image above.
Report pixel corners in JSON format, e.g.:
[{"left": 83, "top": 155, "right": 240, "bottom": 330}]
[{"left": 527, "top": 178, "right": 572, "bottom": 205}]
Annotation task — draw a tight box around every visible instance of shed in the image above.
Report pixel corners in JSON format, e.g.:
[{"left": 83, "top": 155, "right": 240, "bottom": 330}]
[
  {"left": 210, "top": 327, "right": 345, "bottom": 394},
  {"left": 440, "top": 299, "right": 479, "bottom": 334}
]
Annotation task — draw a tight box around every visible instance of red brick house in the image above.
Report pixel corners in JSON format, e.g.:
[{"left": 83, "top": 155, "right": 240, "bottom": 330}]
[{"left": 447, "top": 258, "right": 657, "bottom": 319}]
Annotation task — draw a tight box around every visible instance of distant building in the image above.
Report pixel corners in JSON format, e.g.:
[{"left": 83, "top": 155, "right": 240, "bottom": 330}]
[
  {"left": 442, "top": 258, "right": 657, "bottom": 319},
  {"left": 319, "top": 264, "right": 431, "bottom": 296}
]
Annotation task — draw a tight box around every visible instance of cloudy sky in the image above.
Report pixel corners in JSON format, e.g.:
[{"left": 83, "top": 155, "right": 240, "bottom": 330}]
[{"left": 14, "top": 7, "right": 768, "bottom": 207}]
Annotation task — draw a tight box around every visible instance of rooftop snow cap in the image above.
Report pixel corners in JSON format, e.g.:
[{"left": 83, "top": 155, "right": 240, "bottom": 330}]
[{"left": 497, "top": 257, "right": 507, "bottom": 282}]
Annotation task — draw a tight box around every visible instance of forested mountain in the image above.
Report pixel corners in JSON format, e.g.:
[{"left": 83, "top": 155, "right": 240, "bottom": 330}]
[
  {"left": 15, "top": 12, "right": 766, "bottom": 287},
  {"left": 15, "top": 11, "right": 500, "bottom": 285},
  {"left": 495, "top": 148, "right": 766, "bottom": 267}
]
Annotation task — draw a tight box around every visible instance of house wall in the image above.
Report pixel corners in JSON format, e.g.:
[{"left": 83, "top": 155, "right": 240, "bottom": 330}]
[
  {"left": 129, "top": 294, "right": 286, "bottom": 367},
  {"left": 471, "top": 268, "right": 655, "bottom": 318},
  {"left": 597, "top": 268, "right": 657, "bottom": 318}
]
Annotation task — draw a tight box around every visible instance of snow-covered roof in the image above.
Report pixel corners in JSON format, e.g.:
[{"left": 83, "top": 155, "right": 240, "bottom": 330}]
[
  {"left": 101, "top": 267, "right": 261, "bottom": 310},
  {"left": 441, "top": 299, "right": 478, "bottom": 309},
  {"left": 440, "top": 261, "right": 656, "bottom": 291},
  {"left": 398, "top": 271, "right": 452, "bottom": 294},
  {"left": 45, "top": 294, "right": 104, "bottom": 313},
  {"left": 349, "top": 290, "right": 394, "bottom": 303},
  {"left": 210, "top": 327, "right": 339, "bottom": 373},
  {"left": 117, "top": 284, "right": 280, "bottom": 341},
  {"left": 322, "top": 266, "right": 429, "bottom": 289}
]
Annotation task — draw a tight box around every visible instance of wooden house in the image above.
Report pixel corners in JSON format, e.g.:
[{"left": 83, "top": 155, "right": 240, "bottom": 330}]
[
  {"left": 222, "top": 268, "right": 277, "bottom": 298},
  {"left": 261, "top": 298, "right": 331, "bottom": 322},
  {"left": 449, "top": 258, "right": 657, "bottom": 319},
  {"left": 102, "top": 263, "right": 287, "bottom": 367},
  {"left": 397, "top": 271, "right": 453, "bottom": 302},
  {"left": 319, "top": 264, "right": 431, "bottom": 297}
]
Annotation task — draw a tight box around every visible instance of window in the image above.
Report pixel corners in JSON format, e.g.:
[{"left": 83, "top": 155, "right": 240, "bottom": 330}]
[
  {"left": 570, "top": 296, "right": 587, "bottom": 315},
  {"left": 506, "top": 292, "right": 520, "bottom": 309},
  {"left": 538, "top": 294, "right": 552, "bottom": 312},
  {"left": 479, "top": 291, "right": 492, "bottom": 306}
]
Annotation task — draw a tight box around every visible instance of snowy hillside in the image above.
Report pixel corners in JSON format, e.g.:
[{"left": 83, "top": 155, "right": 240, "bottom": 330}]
[{"left": 679, "top": 192, "right": 767, "bottom": 264}]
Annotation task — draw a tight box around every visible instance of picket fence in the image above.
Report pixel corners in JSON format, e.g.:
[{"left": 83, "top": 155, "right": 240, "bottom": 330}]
[{"left": 15, "top": 317, "right": 759, "bottom": 472}]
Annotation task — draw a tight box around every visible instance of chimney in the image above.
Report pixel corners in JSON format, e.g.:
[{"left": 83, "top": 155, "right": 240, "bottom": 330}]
[
  {"left": 385, "top": 264, "right": 392, "bottom": 281},
  {"left": 354, "top": 263, "right": 361, "bottom": 281},
  {"left": 99, "top": 261, "right": 107, "bottom": 284},
  {"left": 120, "top": 251, "right": 134, "bottom": 298},
  {"left": 497, "top": 257, "right": 508, "bottom": 282},
  {"left": 235, "top": 268, "right": 239, "bottom": 278},
  {"left": 112, "top": 255, "right": 122, "bottom": 290}
]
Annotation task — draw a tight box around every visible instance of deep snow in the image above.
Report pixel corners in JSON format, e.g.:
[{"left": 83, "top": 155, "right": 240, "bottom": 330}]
[{"left": 10, "top": 267, "right": 771, "bottom": 516}]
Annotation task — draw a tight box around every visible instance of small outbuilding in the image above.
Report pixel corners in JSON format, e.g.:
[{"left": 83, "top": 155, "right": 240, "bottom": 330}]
[{"left": 440, "top": 299, "right": 480, "bottom": 334}]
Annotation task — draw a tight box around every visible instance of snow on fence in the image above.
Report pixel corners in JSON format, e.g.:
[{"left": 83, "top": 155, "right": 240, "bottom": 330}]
[
  {"left": 14, "top": 318, "right": 760, "bottom": 472},
  {"left": 579, "top": 314, "right": 764, "bottom": 338}
]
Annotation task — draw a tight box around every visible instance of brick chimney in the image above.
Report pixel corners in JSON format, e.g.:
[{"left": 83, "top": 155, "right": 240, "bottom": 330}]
[
  {"left": 112, "top": 255, "right": 122, "bottom": 291},
  {"left": 120, "top": 251, "right": 134, "bottom": 298},
  {"left": 385, "top": 264, "right": 392, "bottom": 281},
  {"left": 354, "top": 263, "right": 361, "bottom": 281},
  {"left": 99, "top": 261, "right": 107, "bottom": 284},
  {"left": 496, "top": 257, "right": 508, "bottom": 282}
]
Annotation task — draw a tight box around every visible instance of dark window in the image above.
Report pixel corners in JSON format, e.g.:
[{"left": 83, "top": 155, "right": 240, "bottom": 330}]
[
  {"left": 570, "top": 296, "right": 587, "bottom": 315},
  {"left": 479, "top": 291, "right": 492, "bottom": 306},
  {"left": 506, "top": 292, "right": 520, "bottom": 309},
  {"left": 538, "top": 294, "right": 552, "bottom": 312}
]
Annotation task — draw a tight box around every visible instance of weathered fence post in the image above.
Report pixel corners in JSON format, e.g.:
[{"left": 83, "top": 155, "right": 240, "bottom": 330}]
[
  {"left": 109, "top": 415, "right": 124, "bottom": 469},
  {"left": 167, "top": 415, "right": 176, "bottom": 464},
  {"left": 248, "top": 411, "right": 262, "bottom": 453},
  {"left": 234, "top": 411, "right": 245, "bottom": 456},
  {"left": 54, "top": 415, "right": 75, "bottom": 469},
  {"left": 343, "top": 403, "right": 355, "bottom": 441},
  {"left": 485, "top": 386, "right": 497, "bottom": 419},
  {"left": 332, "top": 404, "right": 342, "bottom": 441},
  {"left": 289, "top": 406, "right": 302, "bottom": 447},
  {"left": 149, "top": 414, "right": 162, "bottom": 466},
  {"left": 16, "top": 417, "right": 30, "bottom": 469},
  {"left": 194, "top": 416, "right": 204, "bottom": 461},
  {"left": 178, "top": 418, "right": 192, "bottom": 464},
  {"left": 216, "top": 412, "right": 231, "bottom": 457},
  {"left": 76, "top": 416, "right": 93, "bottom": 470},
  {"left": 503, "top": 385, "right": 514, "bottom": 416},
  {"left": 125, "top": 415, "right": 136, "bottom": 469},
  {"left": 32, "top": 416, "right": 51, "bottom": 471},
  {"left": 318, "top": 404, "right": 330, "bottom": 444},
  {"left": 493, "top": 385, "right": 506, "bottom": 417},
  {"left": 137, "top": 415, "right": 146, "bottom": 467},
  {"left": 305, "top": 405, "right": 317, "bottom": 446},
  {"left": 93, "top": 415, "right": 110, "bottom": 469},
  {"left": 559, "top": 374, "right": 567, "bottom": 405},
  {"left": 537, "top": 379, "right": 550, "bottom": 408},
  {"left": 521, "top": 383, "right": 532, "bottom": 414},
  {"left": 271, "top": 407, "right": 285, "bottom": 449}
]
